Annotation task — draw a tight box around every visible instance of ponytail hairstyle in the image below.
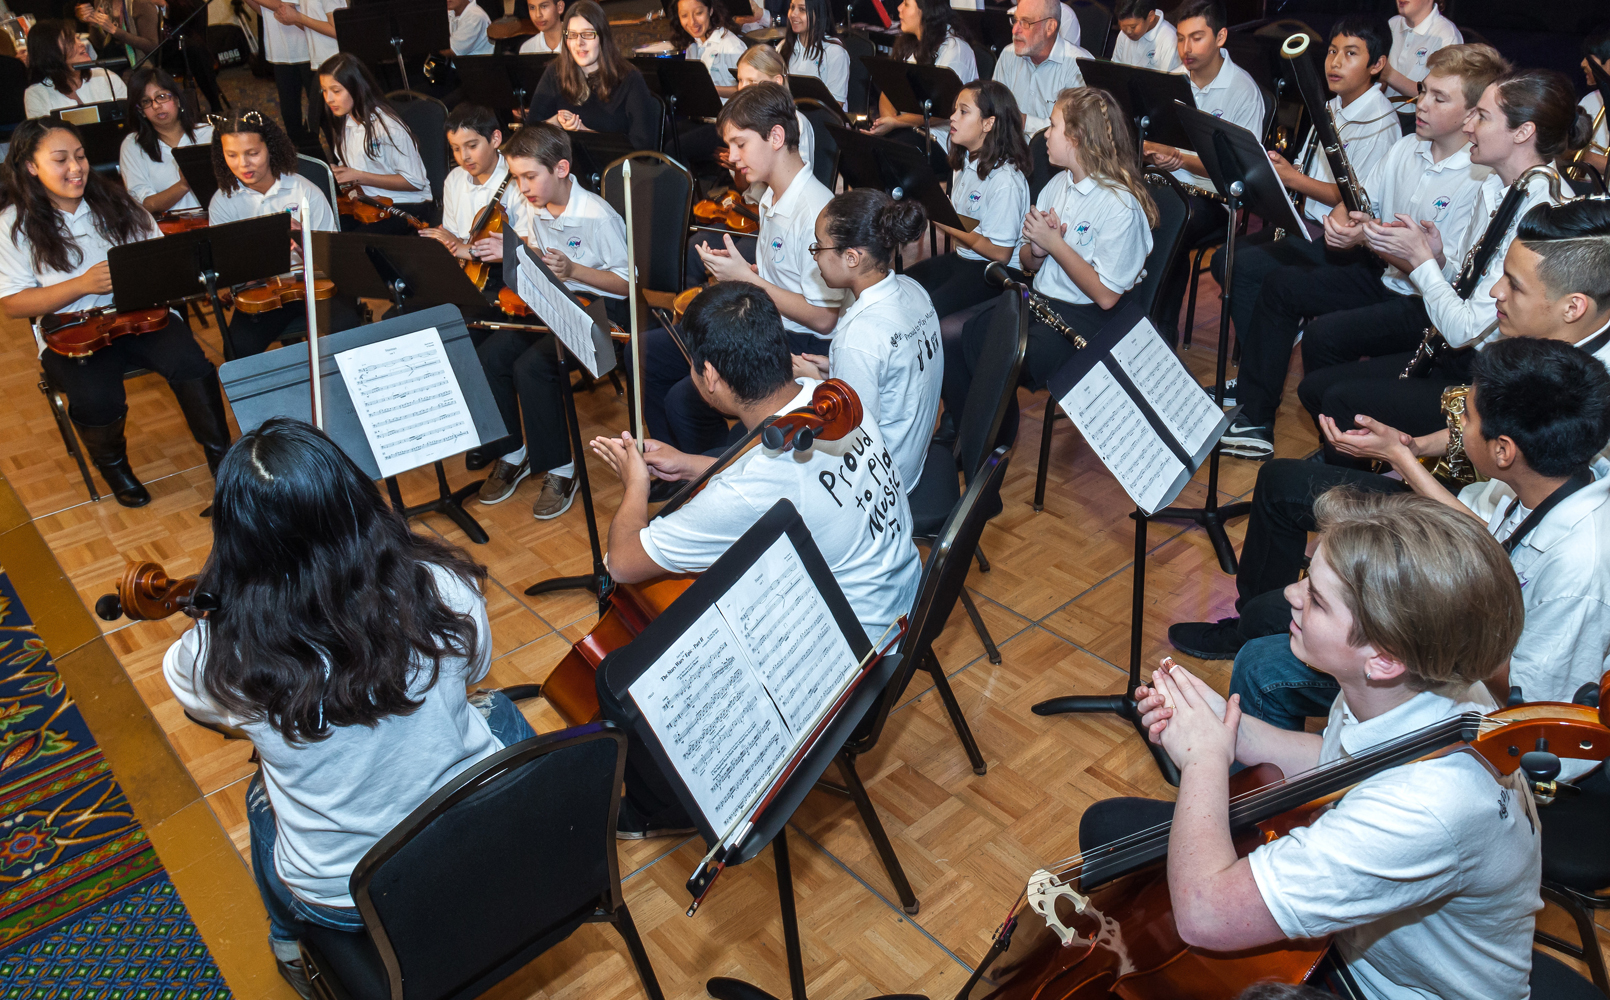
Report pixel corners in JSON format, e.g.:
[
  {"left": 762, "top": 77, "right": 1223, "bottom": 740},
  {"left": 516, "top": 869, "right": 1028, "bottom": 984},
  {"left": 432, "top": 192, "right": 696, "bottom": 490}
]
[
  {"left": 210, "top": 108, "right": 298, "bottom": 195},
  {"left": 195, "top": 417, "right": 488, "bottom": 744},
  {"left": 820, "top": 188, "right": 926, "bottom": 273},
  {"left": 891, "top": 0, "right": 967, "bottom": 68},
  {"left": 555, "top": 0, "right": 630, "bottom": 104},
  {"left": 3, "top": 119, "right": 153, "bottom": 274},
  {"left": 946, "top": 81, "right": 1031, "bottom": 181},
  {"left": 672, "top": 0, "right": 736, "bottom": 49},
  {"left": 779, "top": 0, "right": 833, "bottom": 65},
  {"left": 25, "top": 19, "right": 79, "bottom": 95},
  {"left": 1491, "top": 69, "right": 1593, "bottom": 162},
  {"left": 127, "top": 66, "right": 201, "bottom": 162},
  {"left": 317, "top": 52, "right": 418, "bottom": 170},
  {"left": 1051, "top": 86, "right": 1158, "bottom": 227}
]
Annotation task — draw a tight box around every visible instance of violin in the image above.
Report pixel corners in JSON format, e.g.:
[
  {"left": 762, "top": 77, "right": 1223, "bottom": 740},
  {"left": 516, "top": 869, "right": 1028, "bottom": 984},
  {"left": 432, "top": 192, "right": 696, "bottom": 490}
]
[
  {"left": 542, "top": 379, "right": 865, "bottom": 724},
  {"left": 463, "top": 197, "right": 510, "bottom": 291},
  {"left": 43, "top": 307, "right": 172, "bottom": 358},
  {"left": 672, "top": 284, "right": 705, "bottom": 324},
  {"left": 497, "top": 285, "right": 533, "bottom": 317},
  {"left": 233, "top": 272, "right": 337, "bottom": 314},
  {"left": 692, "top": 189, "right": 760, "bottom": 235},
  {"left": 156, "top": 209, "right": 210, "bottom": 235},
  {"left": 94, "top": 561, "right": 215, "bottom": 622},
  {"left": 337, "top": 191, "right": 429, "bottom": 230},
  {"left": 961, "top": 690, "right": 1610, "bottom": 1000}
]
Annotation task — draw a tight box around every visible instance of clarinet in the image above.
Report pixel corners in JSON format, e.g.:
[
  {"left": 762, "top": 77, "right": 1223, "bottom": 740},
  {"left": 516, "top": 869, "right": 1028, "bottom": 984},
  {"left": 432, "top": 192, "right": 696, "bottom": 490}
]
[
  {"left": 986, "top": 262, "right": 1088, "bottom": 349},
  {"left": 1280, "top": 34, "right": 1370, "bottom": 216},
  {"left": 1400, "top": 164, "right": 1566, "bottom": 379}
]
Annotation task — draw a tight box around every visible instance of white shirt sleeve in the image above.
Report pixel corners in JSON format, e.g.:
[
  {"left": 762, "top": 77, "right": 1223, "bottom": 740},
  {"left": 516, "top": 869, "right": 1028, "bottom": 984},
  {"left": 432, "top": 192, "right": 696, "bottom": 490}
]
[
  {"left": 961, "top": 165, "right": 1028, "bottom": 258},
  {"left": 161, "top": 624, "right": 242, "bottom": 728},
  {"left": 119, "top": 134, "right": 159, "bottom": 205},
  {"left": 589, "top": 205, "right": 631, "bottom": 286},
  {"left": 638, "top": 477, "right": 763, "bottom": 573},
  {"left": 0, "top": 214, "right": 39, "bottom": 300},
  {"left": 449, "top": 1, "right": 493, "bottom": 55},
  {"left": 829, "top": 341, "right": 885, "bottom": 423},
  {"left": 24, "top": 84, "right": 55, "bottom": 120},
  {"left": 935, "top": 34, "right": 978, "bottom": 85},
  {"left": 820, "top": 41, "right": 851, "bottom": 107}
]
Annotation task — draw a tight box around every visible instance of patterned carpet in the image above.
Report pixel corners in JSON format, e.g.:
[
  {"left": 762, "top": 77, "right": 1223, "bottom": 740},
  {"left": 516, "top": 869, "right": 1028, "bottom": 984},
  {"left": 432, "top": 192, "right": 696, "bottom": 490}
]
[{"left": 0, "top": 571, "right": 229, "bottom": 998}]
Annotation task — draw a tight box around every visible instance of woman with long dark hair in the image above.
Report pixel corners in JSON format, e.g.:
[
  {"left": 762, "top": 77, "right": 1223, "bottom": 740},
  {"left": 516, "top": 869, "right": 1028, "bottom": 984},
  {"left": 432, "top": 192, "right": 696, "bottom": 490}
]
[
  {"left": 316, "top": 53, "right": 434, "bottom": 233},
  {"left": 870, "top": 0, "right": 978, "bottom": 164},
  {"left": 22, "top": 19, "right": 128, "bottom": 119},
  {"left": 674, "top": 0, "right": 745, "bottom": 96},
  {"left": 776, "top": 0, "right": 848, "bottom": 108},
  {"left": 163, "top": 417, "right": 536, "bottom": 998},
  {"left": 119, "top": 66, "right": 214, "bottom": 214},
  {"left": 525, "top": 0, "right": 658, "bottom": 151},
  {"left": 0, "top": 119, "right": 229, "bottom": 508},
  {"left": 72, "top": 0, "right": 160, "bottom": 65}
]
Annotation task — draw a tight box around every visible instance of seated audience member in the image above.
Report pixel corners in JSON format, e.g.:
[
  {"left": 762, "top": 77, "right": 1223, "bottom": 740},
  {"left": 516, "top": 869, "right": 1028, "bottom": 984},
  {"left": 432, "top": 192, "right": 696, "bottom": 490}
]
[
  {"left": 1142, "top": 0, "right": 1264, "bottom": 342},
  {"left": 23, "top": 20, "right": 127, "bottom": 119},
  {"left": 527, "top": 0, "right": 659, "bottom": 151},
  {"left": 588, "top": 282, "right": 922, "bottom": 838},
  {"left": 800, "top": 189, "right": 941, "bottom": 492},
  {"left": 119, "top": 66, "right": 215, "bottom": 215},
  {"left": 776, "top": 0, "right": 850, "bottom": 109},
  {"left": 448, "top": 0, "right": 495, "bottom": 56},
  {"left": 866, "top": 0, "right": 979, "bottom": 173},
  {"left": 477, "top": 122, "right": 628, "bottom": 518},
  {"left": 163, "top": 418, "right": 536, "bottom": 999},
  {"left": 1580, "top": 32, "right": 1609, "bottom": 177},
  {"left": 1380, "top": 0, "right": 1463, "bottom": 100},
  {"left": 1172, "top": 198, "right": 1610, "bottom": 664},
  {"left": 1296, "top": 69, "right": 1590, "bottom": 460},
  {"left": 990, "top": 0, "right": 1088, "bottom": 136},
  {"left": 1220, "top": 43, "right": 1506, "bottom": 459},
  {"left": 1102, "top": 489, "right": 1538, "bottom": 1000},
  {"left": 520, "top": 0, "right": 565, "bottom": 53},
  {"left": 419, "top": 103, "right": 521, "bottom": 304},
  {"left": 906, "top": 81, "right": 1032, "bottom": 332},
  {"left": 943, "top": 87, "right": 1154, "bottom": 446},
  {"left": 1111, "top": 0, "right": 1180, "bottom": 74},
  {"left": 317, "top": 54, "right": 434, "bottom": 233}
]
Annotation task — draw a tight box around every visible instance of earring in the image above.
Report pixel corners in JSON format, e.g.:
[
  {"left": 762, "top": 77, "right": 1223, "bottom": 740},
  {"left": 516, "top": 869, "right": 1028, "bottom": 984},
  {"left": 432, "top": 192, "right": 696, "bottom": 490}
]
[{"left": 1365, "top": 669, "right": 1372, "bottom": 680}]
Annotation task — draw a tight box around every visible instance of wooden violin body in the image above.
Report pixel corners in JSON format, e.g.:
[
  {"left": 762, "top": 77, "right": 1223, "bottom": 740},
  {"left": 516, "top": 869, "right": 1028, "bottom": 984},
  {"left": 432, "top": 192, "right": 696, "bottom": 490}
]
[
  {"left": 463, "top": 199, "right": 510, "bottom": 290},
  {"left": 337, "top": 191, "right": 429, "bottom": 229},
  {"left": 156, "top": 210, "right": 209, "bottom": 234},
  {"left": 693, "top": 189, "right": 760, "bottom": 235},
  {"left": 94, "top": 561, "right": 207, "bottom": 622},
  {"left": 497, "top": 286, "right": 534, "bottom": 318},
  {"left": 43, "top": 307, "right": 172, "bottom": 358},
  {"left": 234, "top": 273, "right": 337, "bottom": 314}
]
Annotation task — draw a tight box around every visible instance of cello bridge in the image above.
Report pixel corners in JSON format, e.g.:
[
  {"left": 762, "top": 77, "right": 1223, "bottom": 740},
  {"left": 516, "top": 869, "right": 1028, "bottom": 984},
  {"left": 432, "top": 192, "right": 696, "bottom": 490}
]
[{"left": 1026, "top": 868, "right": 1089, "bottom": 947}]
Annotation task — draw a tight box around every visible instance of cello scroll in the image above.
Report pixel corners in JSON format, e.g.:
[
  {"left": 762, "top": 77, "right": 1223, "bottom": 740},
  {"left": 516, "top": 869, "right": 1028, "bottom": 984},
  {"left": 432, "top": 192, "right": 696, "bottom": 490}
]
[{"left": 94, "top": 561, "right": 216, "bottom": 622}]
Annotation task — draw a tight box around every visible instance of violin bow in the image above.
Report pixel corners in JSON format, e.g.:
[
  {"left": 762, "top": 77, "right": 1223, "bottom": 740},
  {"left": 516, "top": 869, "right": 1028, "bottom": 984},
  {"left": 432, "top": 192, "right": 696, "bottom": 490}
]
[
  {"left": 299, "top": 194, "right": 324, "bottom": 429},
  {"left": 623, "top": 158, "right": 646, "bottom": 454}
]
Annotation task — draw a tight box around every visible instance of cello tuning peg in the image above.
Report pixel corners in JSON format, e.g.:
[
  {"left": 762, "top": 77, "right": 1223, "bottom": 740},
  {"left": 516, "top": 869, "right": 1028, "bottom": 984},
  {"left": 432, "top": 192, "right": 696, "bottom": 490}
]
[
  {"left": 94, "top": 594, "right": 124, "bottom": 622},
  {"left": 1520, "top": 750, "right": 1562, "bottom": 785},
  {"left": 761, "top": 425, "right": 786, "bottom": 450},
  {"left": 793, "top": 427, "right": 815, "bottom": 452}
]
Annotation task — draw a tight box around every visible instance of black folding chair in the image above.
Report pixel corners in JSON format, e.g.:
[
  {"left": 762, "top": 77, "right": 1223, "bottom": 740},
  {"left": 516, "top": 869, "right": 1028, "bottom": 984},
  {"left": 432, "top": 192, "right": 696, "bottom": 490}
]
[
  {"left": 602, "top": 151, "right": 695, "bottom": 296},
  {"left": 796, "top": 96, "right": 846, "bottom": 189},
  {"left": 384, "top": 90, "right": 450, "bottom": 223},
  {"left": 1536, "top": 762, "right": 1610, "bottom": 994}
]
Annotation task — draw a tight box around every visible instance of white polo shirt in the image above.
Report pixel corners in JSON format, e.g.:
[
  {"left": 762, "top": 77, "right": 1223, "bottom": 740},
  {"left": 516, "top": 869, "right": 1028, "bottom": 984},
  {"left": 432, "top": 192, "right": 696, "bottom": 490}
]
[
  {"left": 118, "top": 124, "right": 215, "bottom": 213},
  {"left": 756, "top": 169, "right": 847, "bottom": 338},
  {"left": 1360, "top": 135, "right": 1488, "bottom": 295},
  {"left": 828, "top": 272, "right": 943, "bottom": 492},
  {"left": 1111, "top": 12, "right": 1180, "bottom": 74},
  {"left": 688, "top": 26, "right": 748, "bottom": 88},
  {"left": 258, "top": 2, "right": 309, "bottom": 65},
  {"left": 337, "top": 112, "right": 432, "bottom": 202},
  {"left": 0, "top": 201, "right": 161, "bottom": 353},
  {"left": 1247, "top": 689, "right": 1541, "bottom": 1000},
  {"left": 909, "top": 31, "right": 978, "bottom": 150},
  {"left": 303, "top": 0, "right": 349, "bottom": 68},
  {"left": 449, "top": 0, "right": 494, "bottom": 56},
  {"left": 1172, "top": 51, "right": 1265, "bottom": 193},
  {"left": 207, "top": 171, "right": 340, "bottom": 232},
  {"left": 991, "top": 37, "right": 1090, "bottom": 135},
  {"left": 1298, "top": 86, "right": 1400, "bottom": 224},
  {"left": 441, "top": 156, "right": 520, "bottom": 242},
  {"left": 950, "top": 156, "right": 1028, "bottom": 266},
  {"left": 1029, "top": 172, "right": 1151, "bottom": 306},
  {"left": 514, "top": 183, "right": 629, "bottom": 298},
  {"left": 1409, "top": 169, "right": 1567, "bottom": 350},
  {"left": 1581, "top": 90, "right": 1607, "bottom": 159},
  {"left": 519, "top": 32, "right": 557, "bottom": 54},
  {"left": 638, "top": 380, "right": 923, "bottom": 642},
  {"left": 23, "top": 69, "right": 127, "bottom": 120},
  {"left": 1387, "top": 8, "right": 1463, "bottom": 95},
  {"left": 781, "top": 37, "right": 851, "bottom": 108}
]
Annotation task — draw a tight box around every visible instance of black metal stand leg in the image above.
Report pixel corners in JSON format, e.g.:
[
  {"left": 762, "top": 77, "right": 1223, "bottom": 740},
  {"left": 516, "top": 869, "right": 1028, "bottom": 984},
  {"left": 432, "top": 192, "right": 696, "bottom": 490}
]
[
  {"left": 523, "top": 345, "right": 613, "bottom": 615},
  {"left": 385, "top": 461, "right": 489, "bottom": 543},
  {"left": 926, "top": 652, "right": 987, "bottom": 775},
  {"left": 1031, "top": 510, "right": 1180, "bottom": 785},
  {"left": 836, "top": 753, "right": 919, "bottom": 913},
  {"left": 706, "top": 826, "right": 806, "bottom": 1000},
  {"left": 958, "top": 589, "right": 1000, "bottom": 665},
  {"left": 1034, "top": 398, "right": 1056, "bottom": 512}
]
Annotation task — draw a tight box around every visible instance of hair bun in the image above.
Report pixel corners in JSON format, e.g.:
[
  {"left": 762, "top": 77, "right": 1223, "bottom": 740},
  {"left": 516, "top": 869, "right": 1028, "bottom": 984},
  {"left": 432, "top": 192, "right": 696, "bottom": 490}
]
[
  {"left": 876, "top": 198, "right": 928, "bottom": 249},
  {"left": 1568, "top": 106, "right": 1594, "bottom": 155}
]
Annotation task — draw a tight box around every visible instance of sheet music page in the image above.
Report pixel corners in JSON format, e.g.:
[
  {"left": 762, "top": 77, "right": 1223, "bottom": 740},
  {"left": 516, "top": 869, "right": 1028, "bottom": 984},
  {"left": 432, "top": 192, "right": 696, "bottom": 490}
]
[
  {"left": 514, "top": 243, "right": 607, "bottom": 377},
  {"left": 1059, "top": 365, "right": 1185, "bottom": 514},
  {"left": 714, "top": 536, "right": 861, "bottom": 734},
  {"left": 1109, "top": 319, "right": 1224, "bottom": 456},
  {"left": 333, "top": 327, "right": 479, "bottom": 479},
  {"left": 629, "top": 605, "right": 792, "bottom": 834}
]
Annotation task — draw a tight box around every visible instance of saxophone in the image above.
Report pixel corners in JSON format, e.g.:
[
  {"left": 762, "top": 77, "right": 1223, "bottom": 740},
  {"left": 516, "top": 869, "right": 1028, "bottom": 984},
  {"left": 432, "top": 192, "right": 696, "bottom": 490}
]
[{"left": 1423, "top": 384, "right": 1483, "bottom": 486}]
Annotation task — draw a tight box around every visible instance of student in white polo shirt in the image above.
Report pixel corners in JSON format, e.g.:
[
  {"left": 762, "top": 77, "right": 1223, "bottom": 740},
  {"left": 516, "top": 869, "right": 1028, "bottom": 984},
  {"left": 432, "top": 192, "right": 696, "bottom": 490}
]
[
  {"left": 1143, "top": 0, "right": 1265, "bottom": 342},
  {"left": 1113, "top": 488, "right": 1541, "bottom": 1000},
  {"left": 1381, "top": 0, "right": 1463, "bottom": 100},
  {"left": 799, "top": 190, "right": 941, "bottom": 493},
  {"left": 990, "top": 0, "right": 1089, "bottom": 135},
  {"left": 418, "top": 103, "right": 520, "bottom": 305},
  {"left": 676, "top": 0, "right": 747, "bottom": 97},
  {"left": 447, "top": 0, "right": 494, "bottom": 56},
  {"left": 119, "top": 67, "right": 214, "bottom": 215},
  {"left": 238, "top": 0, "right": 316, "bottom": 149},
  {"left": 1111, "top": 0, "right": 1180, "bottom": 74},
  {"left": 519, "top": 0, "right": 565, "bottom": 53},
  {"left": 589, "top": 282, "right": 923, "bottom": 838},
  {"left": 22, "top": 20, "right": 129, "bottom": 119},
  {"left": 776, "top": 0, "right": 850, "bottom": 108},
  {"left": 317, "top": 54, "right": 434, "bottom": 233}
]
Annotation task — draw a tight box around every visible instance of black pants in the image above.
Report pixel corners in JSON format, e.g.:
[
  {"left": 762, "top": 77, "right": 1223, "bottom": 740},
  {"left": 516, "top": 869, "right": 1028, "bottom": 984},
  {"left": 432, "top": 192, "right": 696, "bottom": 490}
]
[
  {"left": 1206, "top": 222, "right": 1329, "bottom": 352},
  {"left": 226, "top": 296, "right": 362, "bottom": 358},
  {"left": 475, "top": 328, "right": 573, "bottom": 474},
  {"left": 272, "top": 61, "right": 316, "bottom": 150},
  {"left": 1297, "top": 348, "right": 1471, "bottom": 465},
  {"left": 1156, "top": 195, "right": 1229, "bottom": 345},
  {"left": 1234, "top": 259, "right": 1401, "bottom": 427},
  {"left": 684, "top": 230, "right": 756, "bottom": 297},
  {"left": 943, "top": 292, "right": 1110, "bottom": 447},
  {"left": 905, "top": 252, "right": 997, "bottom": 322},
  {"left": 41, "top": 312, "right": 214, "bottom": 426},
  {"left": 339, "top": 203, "right": 436, "bottom": 235}
]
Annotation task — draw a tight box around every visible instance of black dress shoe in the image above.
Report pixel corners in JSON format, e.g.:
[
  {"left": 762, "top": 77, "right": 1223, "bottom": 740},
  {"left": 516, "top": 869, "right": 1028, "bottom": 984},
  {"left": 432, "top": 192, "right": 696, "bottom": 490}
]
[
  {"left": 1167, "top": 618, "right": 1246, "bottom": 660},
  {"left": 73, "top": 414, "right": 151, "bottom": 508}
]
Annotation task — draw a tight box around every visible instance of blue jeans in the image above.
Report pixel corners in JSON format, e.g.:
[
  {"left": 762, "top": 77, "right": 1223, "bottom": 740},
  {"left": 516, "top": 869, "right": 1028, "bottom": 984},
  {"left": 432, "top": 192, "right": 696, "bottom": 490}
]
[
  {"left": 1228, "top": 634, "right": 1340, "bottom": 732},
  {"left": 248, "top": 689, "right": 539, "bottom": 957}
]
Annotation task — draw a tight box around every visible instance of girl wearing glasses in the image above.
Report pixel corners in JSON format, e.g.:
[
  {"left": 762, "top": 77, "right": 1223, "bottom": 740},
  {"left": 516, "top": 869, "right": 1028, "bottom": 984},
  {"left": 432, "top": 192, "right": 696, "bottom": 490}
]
[
  {"left": 777, "top": 0, "right": 849, "bottom": 109},
  {"left": 119, "top": 67, "right": 214, "bottom": 215},
  {"left": 22, "top": 19, "right": 127, "bottom": 119},
  {"left": 316, "top": 53, "right": 433, "bottom": 234},
  {"left": 0, "top": 119, "right": 229, "bottom": 509},
  {"left": 526, "top": 0, "right": 658, "bottom": 152}
]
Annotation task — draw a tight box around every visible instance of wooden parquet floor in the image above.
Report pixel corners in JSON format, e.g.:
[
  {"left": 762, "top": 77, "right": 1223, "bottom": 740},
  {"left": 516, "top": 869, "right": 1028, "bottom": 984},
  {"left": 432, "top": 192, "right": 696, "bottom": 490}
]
[{"left": 6, "top": 263, "right": 1600, "bottom": 995}]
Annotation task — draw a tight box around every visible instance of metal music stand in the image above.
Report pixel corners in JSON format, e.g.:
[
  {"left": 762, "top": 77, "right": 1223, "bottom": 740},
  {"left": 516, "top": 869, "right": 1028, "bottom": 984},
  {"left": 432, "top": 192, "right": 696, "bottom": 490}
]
[
  {"left": 828, "top": 125, "right": 968, "bottom": 261},
  {"left": 332, "top": 0, "right": 449, "bottom": 92},
  {"left": 1076, "top": 58, "right": 1196, "bottom": 152},
  {"left": 455, "top": 54, "right": 523, "bottom": 124},
  {"left": 786, "top": 73, "right": 840, "bottom": 111},
  {"left": 171, "top": 144, "right": 219, "bottom": 207},
  {"left": 635, "top": 56, "right": 723, "bottom": 162},
  {"left": 565, "top": 130, "right": 636, "bottom": 192}
]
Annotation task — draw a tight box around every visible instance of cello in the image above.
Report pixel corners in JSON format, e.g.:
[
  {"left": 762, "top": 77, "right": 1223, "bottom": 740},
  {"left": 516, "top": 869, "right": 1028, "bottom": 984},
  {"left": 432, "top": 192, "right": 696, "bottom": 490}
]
[
  {"left": 956, "top": 686, "right": 1610, "bottom": 1000},
  {"left": 540, "top": 377, "right": 865, "bottom": 724}
]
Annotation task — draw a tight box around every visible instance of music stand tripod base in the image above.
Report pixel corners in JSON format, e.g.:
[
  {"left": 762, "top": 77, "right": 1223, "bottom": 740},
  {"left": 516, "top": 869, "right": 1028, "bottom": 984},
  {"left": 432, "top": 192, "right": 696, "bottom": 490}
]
[{"left": 385, "top": 465, "right": 489, "bottom": 544}]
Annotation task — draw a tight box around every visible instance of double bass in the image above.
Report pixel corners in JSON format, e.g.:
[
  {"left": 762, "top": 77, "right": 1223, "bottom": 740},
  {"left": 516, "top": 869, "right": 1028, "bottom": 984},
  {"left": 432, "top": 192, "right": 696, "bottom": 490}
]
[{"left": 957, "top": 687, "right": 1610, "bottom": 1000}]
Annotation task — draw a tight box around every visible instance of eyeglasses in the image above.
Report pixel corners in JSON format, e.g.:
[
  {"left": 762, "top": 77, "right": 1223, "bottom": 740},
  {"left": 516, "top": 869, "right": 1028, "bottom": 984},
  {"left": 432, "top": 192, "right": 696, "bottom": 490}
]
[
  {"left": 137, "top": 91, "right": 175, "bottom": 110},
  {"left": 1010, "top": 14, "right": 1054, "bottom": 29},
  {"left": 563, "top": 29, "right": 599, "bottom": 40},
  {"left": 807, "top": 242, "right": 840, "bottom": 256}
]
